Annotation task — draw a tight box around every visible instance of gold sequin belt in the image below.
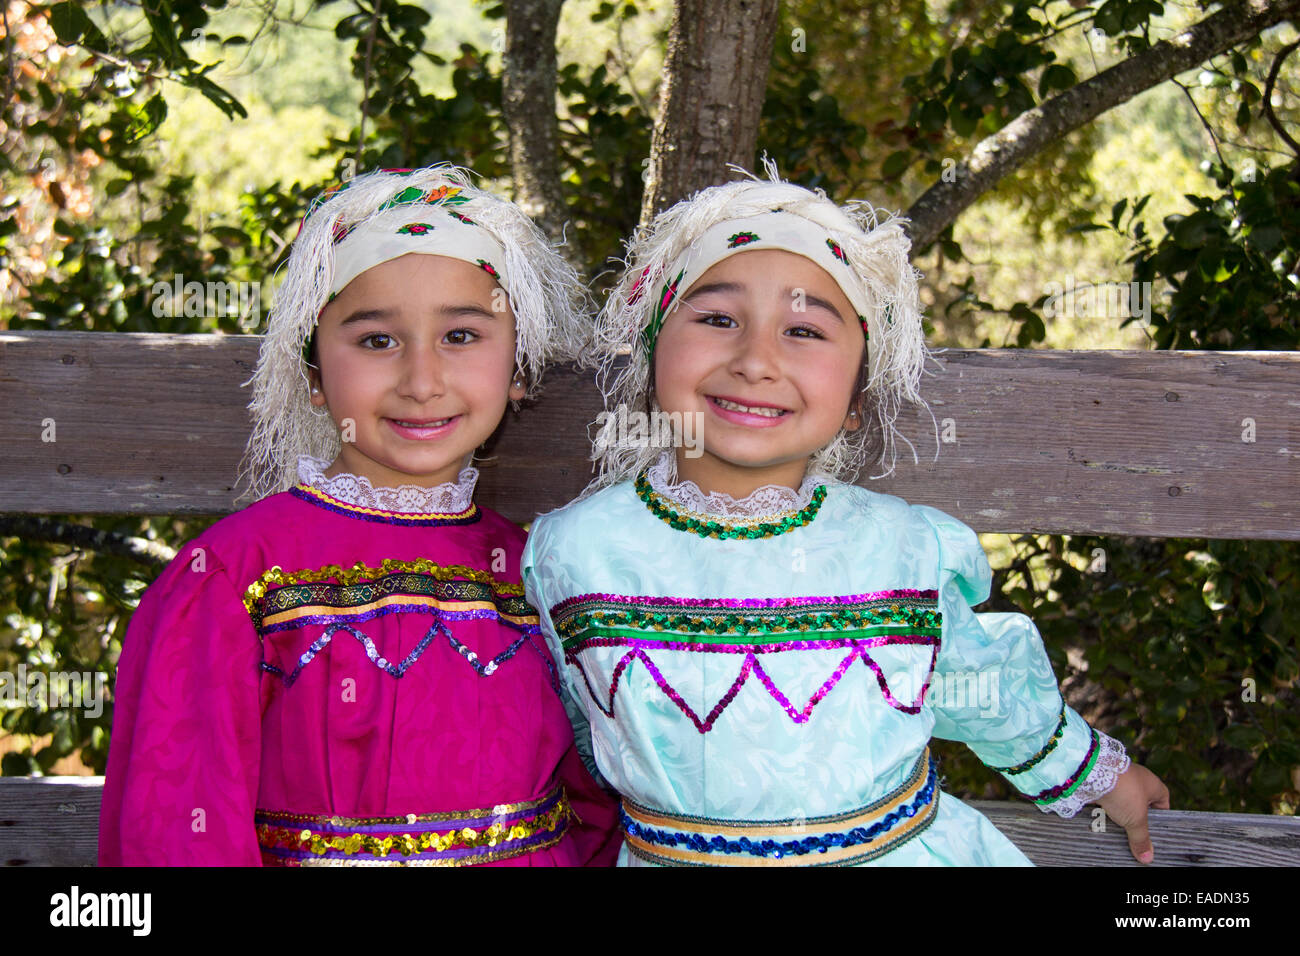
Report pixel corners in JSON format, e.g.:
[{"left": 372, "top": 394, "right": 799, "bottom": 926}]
[
  {"left": 256, "top": 785, "right": 570, "bottom": 866},
  {"left": 620, "top": 747, "right": 938, "bottom": 866}
]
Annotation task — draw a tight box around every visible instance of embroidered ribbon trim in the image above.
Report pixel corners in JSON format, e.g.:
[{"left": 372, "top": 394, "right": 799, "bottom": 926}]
[
  {"left": 256, "top": 786, "right": 570, "bottom": 866},
  {"left": 243, "top": 559, "right": 525, "bottom": 623},
  {"left": 251, "top": 571, "right": 535, "bottom": 635},
  {"left": 621, "top": 749, "right": 937, "bottom": 866},
  {"left": 553, "top": 596, "right": 941, "bottom": 653}
]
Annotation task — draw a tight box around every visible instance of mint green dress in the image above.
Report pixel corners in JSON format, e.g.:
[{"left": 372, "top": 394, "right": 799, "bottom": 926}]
[{"left": 522, "top": 457, "right": 1129, "bottom": 866}]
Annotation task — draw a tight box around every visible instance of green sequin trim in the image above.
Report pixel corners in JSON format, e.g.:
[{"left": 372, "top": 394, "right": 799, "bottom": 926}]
[
  {"left": 988, "top": 701, "right": 1068, "bottom": 775},
  {"left": 635, "top": 472, "right": 826, "bottom": 540},
  {"left": 558, "top": 605, "right": 941, "bottom": 652}
]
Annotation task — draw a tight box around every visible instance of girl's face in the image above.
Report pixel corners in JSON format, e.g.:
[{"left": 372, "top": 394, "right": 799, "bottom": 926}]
[
  {"left": 652, "top": 248, "right": 865, "bottom": 495},
  {"left": 308, "top": 253, "right": 524, "bottom": 488}
]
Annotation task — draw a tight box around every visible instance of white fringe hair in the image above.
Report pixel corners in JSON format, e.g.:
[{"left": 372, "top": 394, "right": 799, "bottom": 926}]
[
  {"left": 236, "top": 165, "right": 593, "bottom": 504},
  {"left": 588, "top": 161, "right": 932, "bottom": 492}
]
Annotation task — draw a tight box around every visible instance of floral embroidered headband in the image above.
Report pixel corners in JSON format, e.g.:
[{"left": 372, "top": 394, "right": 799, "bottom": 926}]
[
  {"left": 635, "top": 211, "right": 873, "bottom": 355},
  {"left": 308, "top": 177, "right": 510, "bottom": 300}
]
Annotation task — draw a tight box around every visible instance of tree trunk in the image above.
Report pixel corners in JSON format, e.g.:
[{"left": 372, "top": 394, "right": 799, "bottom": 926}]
[
  {"left": 502, "top": 0, "right": 569, "bottom": 248},
  {"left": 639, "top": 0, "right": 780, "bottom": 227},
  {"left": 904, "top": 0, "right": 1300, "bottom": 251}
]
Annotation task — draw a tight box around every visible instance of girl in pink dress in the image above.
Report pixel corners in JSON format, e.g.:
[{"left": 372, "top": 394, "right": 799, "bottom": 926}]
[{"left": 99, "top": 166, "right": 620, "bottom": 866}]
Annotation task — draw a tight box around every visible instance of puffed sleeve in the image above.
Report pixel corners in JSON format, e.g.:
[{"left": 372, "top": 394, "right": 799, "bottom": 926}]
[
  {"left": 521, "top": 522, "right": 610, "bottom": 791},
  {"left": 99, "top": 538, "right": 264, "bottom": 865},
  {"left": 914, "top": 505, "right": 1130, "bottom": 818}
]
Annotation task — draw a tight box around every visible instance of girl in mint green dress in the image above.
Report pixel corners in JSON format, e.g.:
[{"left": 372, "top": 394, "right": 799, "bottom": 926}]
[{"left": 523, "top": 168, "right": 1170, "bottom": 867}]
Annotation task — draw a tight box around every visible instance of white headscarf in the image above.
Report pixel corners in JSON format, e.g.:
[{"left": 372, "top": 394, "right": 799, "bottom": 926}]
[
  {"left": 589, "top": 161, "right": 930, "bottom": 489},
  {"left": 237, "top": 165, "right": 591, "bottom": 503}
]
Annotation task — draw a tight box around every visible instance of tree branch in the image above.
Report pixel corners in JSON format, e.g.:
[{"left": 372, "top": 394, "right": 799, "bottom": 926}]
[
  {"left": 1262, "top": 37, "right": 1300, "bottom": 158},
  {"left": 904, "top": 0, "right": 1300, "bottom": 251},
  {"left": 502, "top": 0, "right": 569, "bottom": 248},
  {"left": 0, "top": 515, "right": 176, "bottom": 568}
]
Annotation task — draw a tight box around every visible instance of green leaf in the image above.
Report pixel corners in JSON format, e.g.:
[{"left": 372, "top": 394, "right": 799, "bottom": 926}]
[
  {"left": 1110, "top": 198, "right": 1128, "bottom": 229},
  {"left": 919, "top": 100, "right": 948, "bottom": 133},
  {"left": 44, "top": 2, "right": 109, "bottom": 49},
  {"left": 1235, "top": 100, "right": 1251, "bottom": 132},
  {"left": 1212, "top": 260, "right": 1238, "bottom": 282},
  {"left": 1094, "top": 0, "right": 1126, "bottom": 35},
  {"left": 1038, "top": 63, "right": 1076, "bottom": 98},
  {"left": 881, "top": 150, "right": 912, "bottom": 179},
  {"left": 1015, "top": 312, "right": 1046, "bottom": 347},
  {"left": 949, "top": 104, "right": 979, "bottom": 137}
]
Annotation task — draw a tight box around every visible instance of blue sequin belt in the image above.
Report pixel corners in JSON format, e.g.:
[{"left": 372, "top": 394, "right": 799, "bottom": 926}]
[{"left": 620, "top": 747, "right": 938, "bottom": 866}]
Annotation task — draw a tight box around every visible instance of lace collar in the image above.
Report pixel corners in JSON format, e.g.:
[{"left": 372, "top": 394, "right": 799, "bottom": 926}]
[
  {"left": 644, "top": 452, "right": 823, "bottom": 517},
  {"left": 636, "top": 452, "right": 828, "bottom": 540},
  {"left": 296, "top": 455, "right": 479, "bottom": 517}
]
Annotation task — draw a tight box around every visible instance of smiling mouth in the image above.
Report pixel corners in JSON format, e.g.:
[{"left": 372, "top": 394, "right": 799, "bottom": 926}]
[
  {"left": 708, "top": 397, "right": 789, "bottom": 418},
  {"left": 388, "top": 416, "right": 456, "bottom": 428}
]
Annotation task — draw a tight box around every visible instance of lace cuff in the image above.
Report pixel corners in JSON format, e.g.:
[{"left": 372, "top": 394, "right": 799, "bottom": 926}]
[
  {"left": 1035, "top": 729, "right": 1130, "bottom": 819},
  {"left": 645, "top": 451, "right": 823, "bottom": 518}
]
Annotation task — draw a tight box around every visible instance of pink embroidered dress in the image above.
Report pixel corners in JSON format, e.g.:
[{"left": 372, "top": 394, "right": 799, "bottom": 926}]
[{"left": 99, "top": 456, "right": 620, "bottom": 866}]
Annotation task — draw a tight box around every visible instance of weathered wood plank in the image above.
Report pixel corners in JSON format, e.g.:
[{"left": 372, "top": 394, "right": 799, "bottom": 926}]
[
  {"left": 2, "top": 331, "right": 1298, "bottom": 538},
  {"left": 0, "top": 778, "right": 1294, "bottom": 866},
  {"left": 0, "top": 777, "right": 101, "bottom": 867},
  {"left": 970, "top": 800, "right": 1300, "bottom": 867}
]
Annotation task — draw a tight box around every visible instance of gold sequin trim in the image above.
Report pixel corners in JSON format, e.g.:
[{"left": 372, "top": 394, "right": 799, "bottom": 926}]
[
  {"left": 256, "top": 793, "right": 571, "bottom": 862},
  {"left": 242, "top": 559, "right": 525, "bottom": 616}
]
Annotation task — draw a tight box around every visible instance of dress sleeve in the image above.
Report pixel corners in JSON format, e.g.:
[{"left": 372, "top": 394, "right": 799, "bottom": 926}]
[
  {"left": 521, "top": 525, "right": 611, "bottom": 791},
  {"left": 914, "top": 505, "right": 1130, "bottom": 818},
  {"left": 520, "top": 525, "right": 621, "bottom": 866},
  {"left": 98, "top": 539, "right": 264, "bottom": 865}
]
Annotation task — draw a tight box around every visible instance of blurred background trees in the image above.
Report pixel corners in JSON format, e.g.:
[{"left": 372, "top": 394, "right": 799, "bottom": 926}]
[{"left": 1, "top": 0, "right": 1296, "bottom": 813}]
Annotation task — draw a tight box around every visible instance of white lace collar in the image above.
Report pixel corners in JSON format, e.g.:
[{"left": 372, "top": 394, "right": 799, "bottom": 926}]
[
  {"left": 644, "top": 452, "right": 824, "bottom": 519},
  {"left": 297, "top": 455, "right": 478, "bottom": 514}
]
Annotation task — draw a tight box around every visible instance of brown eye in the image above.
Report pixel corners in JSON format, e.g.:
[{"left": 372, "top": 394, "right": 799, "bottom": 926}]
[
  {"left": 787, "top": 325, "right": 825, "bottom": 339},
  {"left": 445, "top": 328, "right": 480, "bottom": 345},
  {"left": 362, "top": 333, "right": 393, "bottom": 349}
]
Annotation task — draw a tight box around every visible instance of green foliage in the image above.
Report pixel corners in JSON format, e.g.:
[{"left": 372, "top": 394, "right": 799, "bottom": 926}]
[
  {"left": 934, "top": 154, "right": 1300, "bottom": 812},
  {"left": 1128, "top": 165, "right": 1300, "bottom": 349},
  {"left": 935, "top": 534, "right": 1300, "bottom": 814}
]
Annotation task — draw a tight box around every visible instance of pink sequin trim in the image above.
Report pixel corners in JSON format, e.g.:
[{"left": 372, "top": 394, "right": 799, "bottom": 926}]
[{"left": 570, "top": 635, "right": 940, "bottom": 733}]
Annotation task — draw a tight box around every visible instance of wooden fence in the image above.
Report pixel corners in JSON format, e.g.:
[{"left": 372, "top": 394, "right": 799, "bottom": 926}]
[{"left": 1, "top": 330, "right": 1298, "bottom": 865}]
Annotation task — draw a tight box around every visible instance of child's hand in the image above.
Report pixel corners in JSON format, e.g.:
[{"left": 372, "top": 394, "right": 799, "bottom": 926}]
[{"left": 1095, "top": 763, "right": 1171, "bottom": 864}]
